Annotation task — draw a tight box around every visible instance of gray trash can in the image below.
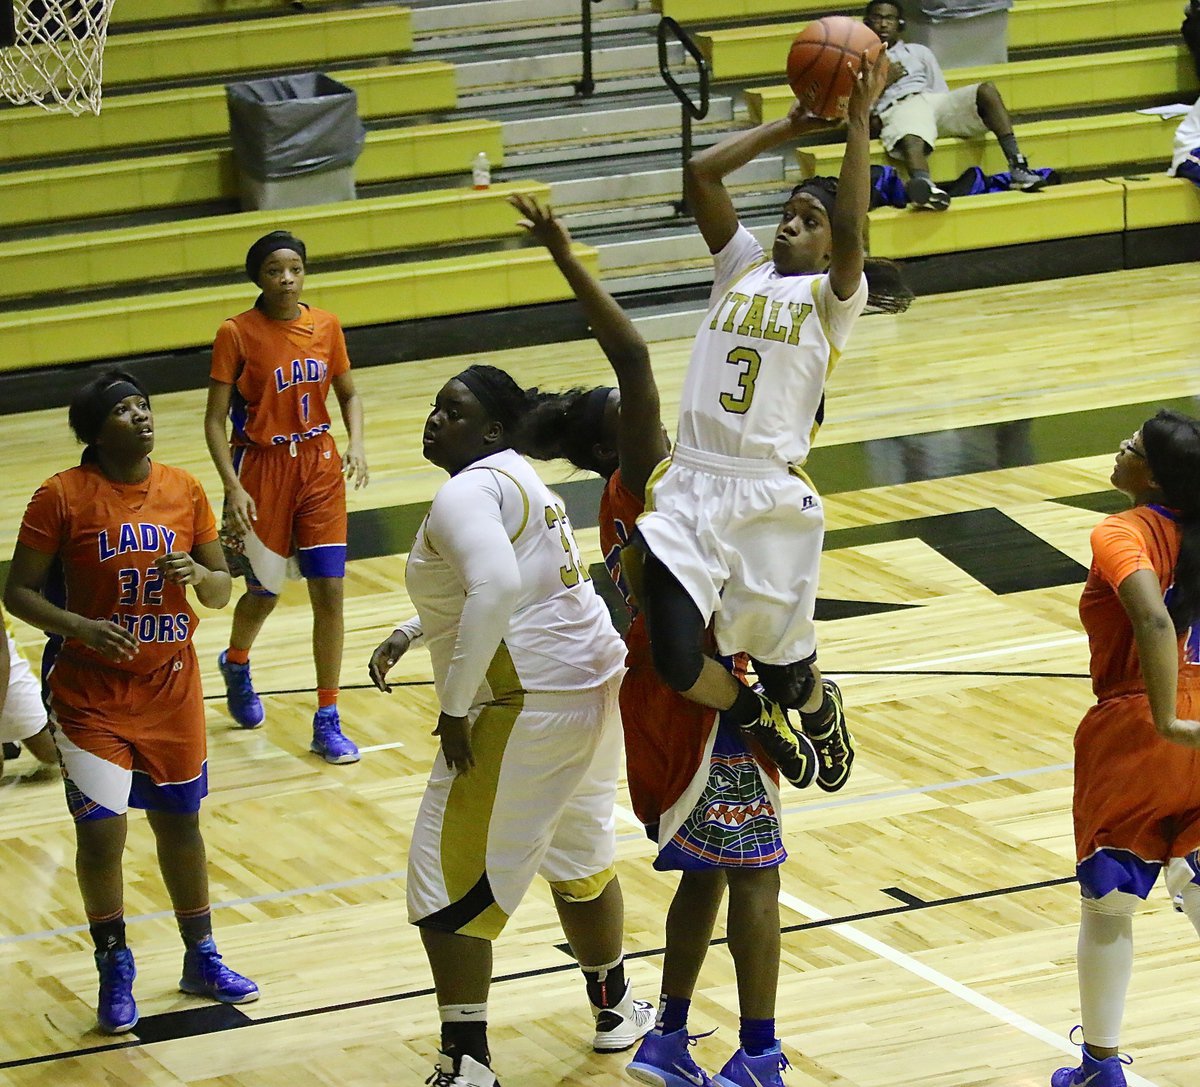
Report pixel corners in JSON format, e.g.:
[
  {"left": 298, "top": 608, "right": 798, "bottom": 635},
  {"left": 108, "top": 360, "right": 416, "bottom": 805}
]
[
  {"left": 905, "top": 0, "right": 1011, "bottom": 69},
  {"left": 226, "top": 72, "right": 366, "bottom": 211}
]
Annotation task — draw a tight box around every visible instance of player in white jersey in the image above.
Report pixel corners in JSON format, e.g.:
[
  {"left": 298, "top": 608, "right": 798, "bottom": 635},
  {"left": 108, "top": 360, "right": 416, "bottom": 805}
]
[
  {"left": 369, "top": 364, "right": 652, "bottom": 1086},
  {"left": 632, "top": 52, "right": 908, "bottom": 811},
  {"left": 0, "top": 603, "right": 57, "bottom": 779}
]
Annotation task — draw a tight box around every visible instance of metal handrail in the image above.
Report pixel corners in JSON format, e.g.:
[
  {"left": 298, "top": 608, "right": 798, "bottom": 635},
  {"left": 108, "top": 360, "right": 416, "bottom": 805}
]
[
  {"left": 575, "top": 0, "right": 605, "bottom": 98},
  {"left": 656, "top": 17, "right": 710, "bottom": 215}
]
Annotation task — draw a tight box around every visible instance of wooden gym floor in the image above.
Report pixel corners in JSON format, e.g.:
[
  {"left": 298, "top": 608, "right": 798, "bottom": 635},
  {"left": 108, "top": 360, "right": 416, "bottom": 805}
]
[{"left": 2, "top": 263, "right": 1199, "bottom": 1086}]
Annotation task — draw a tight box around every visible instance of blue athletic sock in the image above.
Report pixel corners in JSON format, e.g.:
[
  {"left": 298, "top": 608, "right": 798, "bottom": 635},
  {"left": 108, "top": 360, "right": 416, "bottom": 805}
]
[
  {"left": 740, "top": 1017, "right": 776, "bottom": 1057},
  {"left": 658, "top": 995, "right": 690, "bottom": 1035}
]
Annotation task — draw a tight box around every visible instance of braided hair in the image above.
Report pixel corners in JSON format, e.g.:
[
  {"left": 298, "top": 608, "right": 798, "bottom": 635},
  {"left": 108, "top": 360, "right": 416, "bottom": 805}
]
[
  {"left": 516, "top": 386, "right": 616, "bottom": 476},
  {"left": 788, "top": 177, "right": 914, "bottom": 315},
  {"left": 1142, "top": 409, "right": 1200, "bottom": 633}
]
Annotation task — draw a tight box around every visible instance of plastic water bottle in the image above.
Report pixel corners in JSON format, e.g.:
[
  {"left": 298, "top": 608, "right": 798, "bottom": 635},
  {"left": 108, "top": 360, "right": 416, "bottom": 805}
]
[{"left": 472, "top": 151, "right": 491, "bottom": 190}]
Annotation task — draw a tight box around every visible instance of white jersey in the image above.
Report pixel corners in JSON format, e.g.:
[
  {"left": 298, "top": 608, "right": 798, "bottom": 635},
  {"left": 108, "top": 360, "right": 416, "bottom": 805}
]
[
  {"left": 1171, "top": 97, "right": 1200, "bottom": 174},
  {"left": 406, "top": 448, "right": 625, "bottom": 716},
  {"left": 678, "top": 225, "right": 867, "bottom": 467}
]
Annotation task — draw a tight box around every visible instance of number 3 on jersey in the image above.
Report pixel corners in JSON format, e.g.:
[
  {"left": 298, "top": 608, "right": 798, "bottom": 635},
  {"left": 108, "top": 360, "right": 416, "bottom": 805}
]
[
  {"left": 545, "top": 502, "right": 590, "bottom": 588},
  {"left": 719, "top": 347, "right": 762, "bottom": 415}
]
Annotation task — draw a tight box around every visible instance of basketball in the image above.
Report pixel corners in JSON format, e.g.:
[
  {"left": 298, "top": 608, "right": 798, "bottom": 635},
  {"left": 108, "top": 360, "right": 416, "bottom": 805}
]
[{"left": 786, "top": 16, "right": 884, "bottom": 120}]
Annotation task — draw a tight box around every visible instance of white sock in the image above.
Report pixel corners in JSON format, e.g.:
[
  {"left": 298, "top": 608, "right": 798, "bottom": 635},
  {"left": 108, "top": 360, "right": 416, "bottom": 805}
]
[
  {"left": 439, "top": 1002, "right": 487, "bottom": 1023},
  {"left": 1177, "top": 881, "right": 1200, "bottom": 938},
  {"left": 1076, "top": 894, "right": 1136, "bottom": 1050}
]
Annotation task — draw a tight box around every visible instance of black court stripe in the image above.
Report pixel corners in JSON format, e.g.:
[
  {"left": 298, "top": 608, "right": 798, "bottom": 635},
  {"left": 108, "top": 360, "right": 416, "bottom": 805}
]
[{"left": 0, "top": 875, "right": 1077, "bottom": 1068}]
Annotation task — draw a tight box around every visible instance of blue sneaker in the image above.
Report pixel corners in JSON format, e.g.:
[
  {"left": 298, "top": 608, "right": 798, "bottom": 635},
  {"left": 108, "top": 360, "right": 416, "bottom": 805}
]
[
  {"left": 310, "top": 706, "right": 360, "bottom": 764},
  {"left": 714, "top": 1044, "right": 790, "bottom": 1087},
  {"left": 95, "top": 947, "right": 137, "bottom": 1034},
  {"left": 1051, "top": 1041, "right": 1130, "bottom": 1086},
  {"left": 179, "top": 936, "right": 259, "bottom": 1003},
  {"left": 217, "top": 651, "right": 264, "bottom": 729},
  {"left": 628, "top": 1028, "right": 717, "bottom": 1086}
]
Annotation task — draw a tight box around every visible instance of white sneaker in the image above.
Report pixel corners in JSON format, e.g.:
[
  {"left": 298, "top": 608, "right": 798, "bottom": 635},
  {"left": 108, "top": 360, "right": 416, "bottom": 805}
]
[
  {"left": 425, "top": 1053, "right": 497, "bottom": 1087},
  {"left": 591, "top": 983, "right": 656, "bottom": 1052}
]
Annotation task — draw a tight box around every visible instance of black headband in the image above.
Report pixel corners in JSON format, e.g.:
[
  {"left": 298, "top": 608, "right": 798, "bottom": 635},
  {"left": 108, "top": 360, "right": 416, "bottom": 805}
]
[
  {"left": 583, "top": 386, "right": 615, "bottom": 441},
  {"left": 793, "top": 182, "right": 837, "bottom": 219},
  {"left": 454, "top": 367, "right": 519, "bottom": 431},
  {"left": 96, "top": 380, "right": 148, "bottom": 415},
  {"left": 245, "top": 231, "right": 306, "bottom": 282}
]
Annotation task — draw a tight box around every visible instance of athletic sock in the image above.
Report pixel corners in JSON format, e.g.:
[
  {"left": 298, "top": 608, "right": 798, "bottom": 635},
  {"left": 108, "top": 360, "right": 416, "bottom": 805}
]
[
  {"left": 911, "top": 168, "right": 932, "bottom": 182},
  {"left": 225, "top": 646, "right": 250, "bottom": 666},
  {"left": 175, "top": 905, "right": 213, "bottom": 948},
  {"left": 317, "top": 687, "right": 339, "bottom": 709},
  {"left": 799, "top": 690, "right": 835, "bottom": 735},
  {"left": 88, "top": 912, "right": 127, "bottom": 954},
  {"left": 739, "top": 1017, "right": 776, "bottom": 1056},
  {"left": 998, "top": 132, "right": 1021, "bottom": 166},
  {"left": 726, "top": 682, "right": 763, "bottom": 727},
  {"left": 440, "top": 1004, "right": 490, "bottom": 1066},
  {"left": 658, "top": 994, "right": 691, "bottom": 1034},
  {"left": 581, "top": 957, "right": 626, "bottom": 1009}
]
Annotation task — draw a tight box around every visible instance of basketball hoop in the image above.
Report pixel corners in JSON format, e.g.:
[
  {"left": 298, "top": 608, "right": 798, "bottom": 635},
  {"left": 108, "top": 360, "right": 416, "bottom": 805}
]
[{"left": 0, "top": 0, "right": 115, "bottom": 115}]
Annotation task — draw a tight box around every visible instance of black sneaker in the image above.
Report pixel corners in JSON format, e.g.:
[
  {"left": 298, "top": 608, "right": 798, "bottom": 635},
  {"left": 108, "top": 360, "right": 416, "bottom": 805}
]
[
  {"left": 907, "top": 176, "right": 951, "bottom": 210},
  {"left": 803, "top": 680, "right": 855, "bottom": 793},
  {"left": 740, "top": 692, "right": 817, "bottom": 789}
]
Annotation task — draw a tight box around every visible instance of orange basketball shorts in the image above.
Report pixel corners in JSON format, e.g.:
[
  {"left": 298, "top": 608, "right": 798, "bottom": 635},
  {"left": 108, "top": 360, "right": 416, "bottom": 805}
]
[{"left": 49, "top": 646, "right": 208, "bottom": 820}]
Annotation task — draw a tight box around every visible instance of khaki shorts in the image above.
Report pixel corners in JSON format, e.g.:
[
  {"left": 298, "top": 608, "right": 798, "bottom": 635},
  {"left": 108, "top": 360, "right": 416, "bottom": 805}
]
[{"left": 878, "top": 84, "right": 986, "bottom": 155}]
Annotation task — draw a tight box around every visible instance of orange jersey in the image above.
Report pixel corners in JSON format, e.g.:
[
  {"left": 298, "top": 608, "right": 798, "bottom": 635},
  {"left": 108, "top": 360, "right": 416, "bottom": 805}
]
[
  {"left": 1080, "top": 505, "right": 1200, "bottom": 701},
  {"left": 18, "top": 461, "right": 218, "bottom": 675},
  {"left": 600, "top": 470, "right": 761, "bottom": 824},
  {"left": 211, "top": 302, "right": 350, "bottom": 448}
]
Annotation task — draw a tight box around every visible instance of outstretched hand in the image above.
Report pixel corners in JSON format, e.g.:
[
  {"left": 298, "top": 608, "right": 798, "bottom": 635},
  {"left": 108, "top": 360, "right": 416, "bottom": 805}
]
[
  {"left": 847, "top": 47, "right": 890, "bottom": 124},
  {"left": 509, "top": 192, "right": 572, "bottom": 258},
  {"left": 784, "top": 98, "right": 842, "bottom": 135}
]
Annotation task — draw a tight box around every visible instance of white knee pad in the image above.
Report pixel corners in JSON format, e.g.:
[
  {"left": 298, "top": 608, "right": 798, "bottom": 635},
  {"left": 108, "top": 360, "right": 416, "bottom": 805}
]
[{"left": 1081, "top": 891, "right": 1139, "bottom": 918}]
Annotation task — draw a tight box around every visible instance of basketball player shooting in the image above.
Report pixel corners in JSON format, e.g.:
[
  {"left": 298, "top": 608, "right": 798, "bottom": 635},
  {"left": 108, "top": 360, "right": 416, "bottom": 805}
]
[{"left": 627, "top": 48, "right": 907, "bottom": 816}]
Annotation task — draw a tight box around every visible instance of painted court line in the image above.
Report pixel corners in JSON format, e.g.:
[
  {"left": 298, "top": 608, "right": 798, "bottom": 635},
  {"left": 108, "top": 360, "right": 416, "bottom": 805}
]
[
  {"left": 775, "top": 889, "right": 1160, "bottom": 1087},
  {"left": 889, "top": 633, "right": 1087, "bottom": 671}
]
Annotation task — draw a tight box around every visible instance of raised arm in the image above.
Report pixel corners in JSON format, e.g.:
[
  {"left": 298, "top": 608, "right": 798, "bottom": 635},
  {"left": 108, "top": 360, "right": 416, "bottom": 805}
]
[
  {"left": 511, "top": 193, "right": 667, "bottom": 495},
  {"left": 829, "top": 49, "right": 889, "bottom": 301},
  {"left": 685, "top": 107, "right": 836, "bottom": 254}
]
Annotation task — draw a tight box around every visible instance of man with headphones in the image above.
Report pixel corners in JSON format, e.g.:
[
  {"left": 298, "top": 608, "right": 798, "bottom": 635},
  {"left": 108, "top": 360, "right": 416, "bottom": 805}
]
[{"left": 863, "top": 0, "right": 1044, "bottom": 209}]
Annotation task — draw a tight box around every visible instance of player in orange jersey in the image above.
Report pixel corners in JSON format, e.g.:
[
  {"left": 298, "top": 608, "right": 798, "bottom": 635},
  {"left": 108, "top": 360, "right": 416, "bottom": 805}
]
[
  {"left": 1, "top": 600, "right": 58, "bottom": 779},
  {"left": 204, "top": 231, "right": 368, "bottom": 764},
  {"left": 4, "top": 370, "right": 257, "bottom": 1036},
  {"left": 1052, "top": 411, "right": 1200, "bottom": 1087},
  {"left": 509, "top": 194, "right": 803, "bottom": 1087}
]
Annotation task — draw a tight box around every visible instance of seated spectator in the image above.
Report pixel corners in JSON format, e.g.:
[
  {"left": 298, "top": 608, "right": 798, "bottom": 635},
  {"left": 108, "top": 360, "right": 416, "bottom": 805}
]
[
  {"left": 1169, "top": 96, "right": 1200, "bottom": 186},
  {"left": 863, "top": 0, "right": 1045, "bottom": 209}
]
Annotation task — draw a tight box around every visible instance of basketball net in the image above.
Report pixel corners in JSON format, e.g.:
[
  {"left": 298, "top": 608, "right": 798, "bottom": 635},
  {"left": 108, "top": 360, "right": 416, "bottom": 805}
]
[{"left": 0, "top": 0, "right": 115, "bottom": 115}]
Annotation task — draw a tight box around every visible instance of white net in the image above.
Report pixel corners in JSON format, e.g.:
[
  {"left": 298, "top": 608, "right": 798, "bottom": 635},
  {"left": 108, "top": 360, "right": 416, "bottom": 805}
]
[{"left": 0, "top": 0, "right": 115, "bottom": 115}]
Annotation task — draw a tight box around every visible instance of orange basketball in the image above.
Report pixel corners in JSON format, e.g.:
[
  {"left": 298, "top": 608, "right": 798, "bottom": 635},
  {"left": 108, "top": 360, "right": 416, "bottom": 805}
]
[{"left": 786, "top": 16, "right": 883, "bottom": 120}]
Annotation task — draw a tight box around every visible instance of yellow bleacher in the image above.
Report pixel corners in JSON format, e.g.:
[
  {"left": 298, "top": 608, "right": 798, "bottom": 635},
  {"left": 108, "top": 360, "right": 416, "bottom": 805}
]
[
  {"left": 102, "top": 7, "right": 413, "bottom": 88},
  {"left": 796, "top": 112, "right": 1177, "bottom": 180},
  {"left": 0, "top": 120, "right": 507, "bottom": 229},
  {"left": 0, "top": 61, "right": 457, "bottom": 164},
  {"left": 0, "top": 183, "right": 548, "bottom": 302},
  {"left": 0, "top": 245, "right": 601, "bottom": 372},
  {"left": 697, "top": 0, "right": 1183, "bottom": 82},
  {"left": 746, "top": 45, "right": 1197, "bottom": 124}
]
